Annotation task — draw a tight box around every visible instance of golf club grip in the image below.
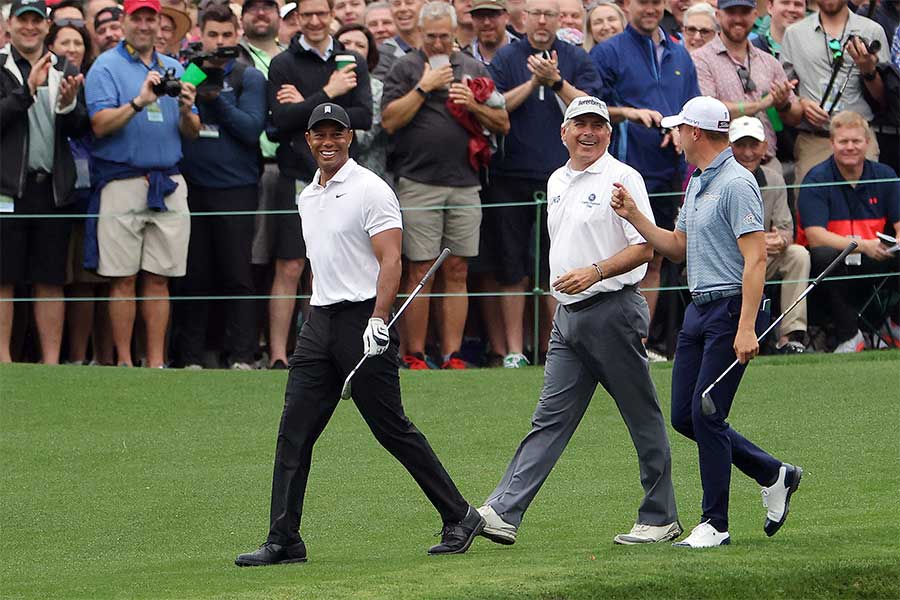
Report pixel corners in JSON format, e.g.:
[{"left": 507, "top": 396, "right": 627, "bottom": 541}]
[
  {"left": 812, "top": 241, "right": 858, "bottom": 286},
  {"left": 420, "top": 248, "right": 451, "bottom": 285}
]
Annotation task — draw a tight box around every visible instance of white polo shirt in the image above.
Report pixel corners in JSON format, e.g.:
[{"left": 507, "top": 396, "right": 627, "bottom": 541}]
[
  {"left": 297, "top": 159, "right": 403, "bottom": 306},
  {"left": 546, "top": 151, "right": 655, "bottom": 305}
]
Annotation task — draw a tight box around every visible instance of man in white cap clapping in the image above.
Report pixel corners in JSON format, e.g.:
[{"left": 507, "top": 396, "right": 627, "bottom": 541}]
[{"left": 477, "top": 96, "right": 682, "bottom": 548}]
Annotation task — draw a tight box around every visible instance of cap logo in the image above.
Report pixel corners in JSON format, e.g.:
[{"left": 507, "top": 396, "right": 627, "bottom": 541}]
[
  {"left": 324, "top": 106, "right": 332, "bottom": 113},
  {"left": 718, "top": 120, "right": 729, "bottom": 128}
]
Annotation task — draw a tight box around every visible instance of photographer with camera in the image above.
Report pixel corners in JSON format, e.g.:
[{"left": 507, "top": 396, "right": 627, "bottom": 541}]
[
  {"left": 781, "top": 0, "right": 890, "bottom": 184},
  {"left": 84, "top": 0, "right": 200, "bottom": 368},
  {"left": 173, "top": 4, "right": 267, "bottom": 370}
]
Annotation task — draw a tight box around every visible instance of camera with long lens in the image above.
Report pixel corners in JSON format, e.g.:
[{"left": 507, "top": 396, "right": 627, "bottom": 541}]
[
  {"left": 846, "top": 34, "right": 882, "bottom": 55},
  {"left": 152, "top": 68, "right": 182, "bottom": 98},
  {"left": 185, "top": 45, "right": 240, "bottom": 65},
  {"left": 182, "top": 46, "right": 241, "bottom": 94}
]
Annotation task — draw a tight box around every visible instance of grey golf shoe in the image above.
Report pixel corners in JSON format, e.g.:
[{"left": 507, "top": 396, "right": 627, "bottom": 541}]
[
  {"left": 477, "top": 504, "right": 518, "bottom": 545},
  {"left": 614, "top": 521, "right": 683, "bottom": 545}
]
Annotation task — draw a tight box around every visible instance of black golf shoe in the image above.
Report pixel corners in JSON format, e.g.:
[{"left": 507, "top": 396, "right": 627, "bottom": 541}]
[
  {"left": 235, "top": 540, "right": 308, "bottom": 567},
  {"left": 427, "top": 506, "right": 485, "bottom": 555},
  {"left": 761, "top": 463, "right": 803, "bottom": 537}
]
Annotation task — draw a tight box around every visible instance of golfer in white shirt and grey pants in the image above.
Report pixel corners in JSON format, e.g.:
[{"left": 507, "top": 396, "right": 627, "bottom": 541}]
[{"left": 477, "top": 97, "right": 682, "bottom": 546}]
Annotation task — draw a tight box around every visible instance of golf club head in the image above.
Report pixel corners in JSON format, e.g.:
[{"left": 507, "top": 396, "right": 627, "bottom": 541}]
[
  {"left": 340, "top": 380, "right": 352, "bottom": 400},
  {"left": 700, "top": 391, "right": 716, "bottom": 416}
]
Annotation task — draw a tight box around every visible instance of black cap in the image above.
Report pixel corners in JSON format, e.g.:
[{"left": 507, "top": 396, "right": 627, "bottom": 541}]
[
  {"left": 307, "top": 103, "right": 351, "bottom": 131},
  {"left": 94, "top": 5, "right": 123, "bottom": 29},
  {"left": 11, "top": 0, "right": 47, "bottom": 18},
  {"left": 240, "top": 0, "right": 278, "bottom": 14}
]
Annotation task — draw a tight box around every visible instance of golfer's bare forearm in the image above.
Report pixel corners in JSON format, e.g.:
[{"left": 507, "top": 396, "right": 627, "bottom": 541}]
[
  {"left": 738, "top": 232, "right": 767, "bottom": 333},
  {"left": 596, "top": 243, "right": 653, "bottom": 280},
  {"left": 370, "top": 228, "right": 403, "bottom": 321}
]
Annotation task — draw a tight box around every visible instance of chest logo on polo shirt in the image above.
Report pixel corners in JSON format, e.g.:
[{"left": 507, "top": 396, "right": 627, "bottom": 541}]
[
  {"left": 869, "top": 196, "right": 878, "bottom": 205},
  {"left": 550, "top": 195, "right": 561, "bottom": 204},
  {"left": 582, "top": 193, "right": 598, "bottom": 208}
]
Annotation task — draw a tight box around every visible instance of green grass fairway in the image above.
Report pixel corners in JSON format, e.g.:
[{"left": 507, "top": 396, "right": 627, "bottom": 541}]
[{"left": 2, "top": 352, "right": 899, "bottom": 599}]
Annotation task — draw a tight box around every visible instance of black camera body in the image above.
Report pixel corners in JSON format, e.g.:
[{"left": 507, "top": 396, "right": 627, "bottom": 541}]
[
  {"left": 184, "top": 45, "right": 240, "bottom": 66},
  {"left": 152, "top": 68, "right": 182, "bottom": 98}
]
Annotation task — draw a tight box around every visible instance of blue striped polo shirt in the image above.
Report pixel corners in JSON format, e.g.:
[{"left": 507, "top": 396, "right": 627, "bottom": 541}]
[{"left": 676, "top": 147, "right": 764, "bottom": 293}]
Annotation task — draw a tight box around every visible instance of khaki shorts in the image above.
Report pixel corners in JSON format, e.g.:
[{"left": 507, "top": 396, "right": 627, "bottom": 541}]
[
  {"left": 396, "top": 177, "right": 481, "bottom": 261},
  {"left": 97, "top": 175, "right": 190, "bottom": 278}
]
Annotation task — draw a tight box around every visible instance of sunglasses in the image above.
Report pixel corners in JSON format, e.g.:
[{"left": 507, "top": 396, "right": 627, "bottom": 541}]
[
  {"left": 736, "top": 65, "right": 756, "bottom": 94},
  {"left": 54, "top": 18, "right": 85, "bottom": 28}
]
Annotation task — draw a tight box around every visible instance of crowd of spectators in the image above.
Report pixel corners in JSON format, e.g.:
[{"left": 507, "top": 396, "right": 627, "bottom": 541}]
[{"left": 0, "top": 0, "right": 898, "bottom": 368}]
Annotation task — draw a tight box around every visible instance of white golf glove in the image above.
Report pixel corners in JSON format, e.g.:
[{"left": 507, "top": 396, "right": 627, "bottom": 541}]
[{"left": 362, "top": 317, "right": 390, "bottom": 357}]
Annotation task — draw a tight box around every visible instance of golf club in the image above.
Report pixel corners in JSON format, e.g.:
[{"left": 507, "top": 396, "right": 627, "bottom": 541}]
[
  {"left": 339, "top": 248, "right": 451, "bottom": 400},
  {"left": 700, "top": 241, "right": 858, "bottom": 416}
]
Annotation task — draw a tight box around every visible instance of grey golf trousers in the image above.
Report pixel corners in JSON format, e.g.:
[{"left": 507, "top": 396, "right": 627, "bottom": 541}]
[{"left": 486, "top": 286, "right": 678, "bottom": 528}]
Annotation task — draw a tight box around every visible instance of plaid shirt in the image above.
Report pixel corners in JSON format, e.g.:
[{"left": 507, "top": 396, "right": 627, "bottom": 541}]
[{"left": 692, "top": 35, "right": 795, "bottom": 158}]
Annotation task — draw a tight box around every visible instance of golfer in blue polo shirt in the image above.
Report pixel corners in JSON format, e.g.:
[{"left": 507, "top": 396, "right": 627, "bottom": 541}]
[{"left": 610, "top": 96, "right": 802, "bottom": 548}]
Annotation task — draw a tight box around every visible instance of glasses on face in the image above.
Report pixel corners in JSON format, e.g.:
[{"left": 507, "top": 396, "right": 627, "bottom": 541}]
[
  {"left": 736, "top": 65, "right": 757, "bottom": 94},
  {"left": 298, "top": 10, "right": 331, "bottom": 20},
  {"left": 684, "top": 25, "right": 714, "bottom": 38},
  {"left": 525, "top": 9, "right": 559, "bottom": 19}
]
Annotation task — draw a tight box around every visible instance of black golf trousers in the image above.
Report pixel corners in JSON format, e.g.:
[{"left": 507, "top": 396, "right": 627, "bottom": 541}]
[{"left": 267, "top": 299, "right": 469, "bottom": 545}]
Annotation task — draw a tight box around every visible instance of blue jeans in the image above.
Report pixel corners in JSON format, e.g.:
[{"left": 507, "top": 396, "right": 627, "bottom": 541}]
[{"left": 671, "top": 295, "right": 781, "bottom": 532}]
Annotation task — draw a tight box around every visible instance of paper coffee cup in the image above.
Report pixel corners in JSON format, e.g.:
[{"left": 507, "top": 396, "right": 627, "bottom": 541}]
[{"left": 335, "top": 54, "right": 356, "bottom": 70}]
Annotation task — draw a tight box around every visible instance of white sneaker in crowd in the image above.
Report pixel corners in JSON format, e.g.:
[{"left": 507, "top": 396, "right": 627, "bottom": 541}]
[
  {"left": 477, "top": 504, "right": 518, "bottom": 545},
  {"left": 231, "top": 362, "right": 253, "bottom": 371},
  {"left": 833, "top": 330, "right": 865, "bottom": 354},
  {"left": 645, "top": 348, "right": 668, "bottom": 362},
  {"left": 672, "top": 521, "right": 730, "bottom": 548},
  {"left": 503, "top": 353, "right": 529, "bottom": 368}
]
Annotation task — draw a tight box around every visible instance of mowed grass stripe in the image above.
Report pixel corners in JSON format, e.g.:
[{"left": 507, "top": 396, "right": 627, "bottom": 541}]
[{"left": 1, "top": 352, "right": 898, "bottom": 599}]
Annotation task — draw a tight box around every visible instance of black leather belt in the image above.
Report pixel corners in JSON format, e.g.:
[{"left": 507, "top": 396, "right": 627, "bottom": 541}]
[
  {"left": 691, "top": 288, "right": 742, "bottom": 306},
  {"left": 564, "top": 285, "right": 637, "bottom": 313},
  {"left": 317, "top": 298, "right": 376, "bottom": 312}
]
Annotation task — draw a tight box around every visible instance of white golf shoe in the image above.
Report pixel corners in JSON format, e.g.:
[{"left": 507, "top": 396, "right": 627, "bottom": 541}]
[
  {"left": 477, "top": 504, "right": 518, "bottom": 545},
  {"left": 672, "top": 521, "right": 730, "bottom": 548},
  {"left": 614, "top": 521, "right": 683, "bottom": 545},
  {"left": 761, "top": 463, "right": 803, "bottom": 537}
]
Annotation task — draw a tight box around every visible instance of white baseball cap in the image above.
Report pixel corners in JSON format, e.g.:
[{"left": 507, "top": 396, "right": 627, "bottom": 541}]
[
  {"left": 728, "top": 116, "right": 766, "bottom": 143},
  {"left": 660, "top": 96, "right": 731, "bottom": 132},
  {"left": 280, "top": 2, "right": 297, "bottom": 18},
  {"left": 564, "top": 96, "right": 610, "bottom": 123}
]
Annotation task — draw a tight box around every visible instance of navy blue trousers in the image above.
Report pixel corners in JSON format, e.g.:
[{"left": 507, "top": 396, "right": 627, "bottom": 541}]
[{"left": 671, "top": 295, "right": 782, "bottom": 532}]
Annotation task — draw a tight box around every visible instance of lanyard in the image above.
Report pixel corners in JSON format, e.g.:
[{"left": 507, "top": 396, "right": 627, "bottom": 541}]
[{"left": 820, "top": 16, "right": 849, "bottom": 68}]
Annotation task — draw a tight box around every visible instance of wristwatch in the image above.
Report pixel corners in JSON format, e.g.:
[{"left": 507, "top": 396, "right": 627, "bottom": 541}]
[
  {"left": 129, "top": 99, "right": 144, "bottom": 112},
  {"left": 415, "top": 86, "right": 430, "bottom": 99},
  {"left": 551, "top": 78, "right": 564, "bottom": 92}
]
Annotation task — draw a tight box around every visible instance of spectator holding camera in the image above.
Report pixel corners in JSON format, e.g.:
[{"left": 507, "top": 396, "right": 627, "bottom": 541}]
[
  {"left": 780, "top": 0, "right": 889, "bottom": 185},
  {"left": 266, "top": 0, "right": 372, "bottom": 368},
  {"left": 84, "top": 0, "right": 200, "bottom": 368},
  {"left": 1, "top": 0, "right": 90, "bottom": 364},
  {"left": 173, "top": 4, "right": 267, "bottom": 370}
]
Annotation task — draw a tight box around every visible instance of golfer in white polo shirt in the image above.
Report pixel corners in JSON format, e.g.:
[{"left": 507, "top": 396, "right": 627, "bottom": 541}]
[
  {"left": 477, "top": 96, "right": 682, "bottom": 547},
  {"left": 236, "top": 103, "right": 484, "bottom": 567}
]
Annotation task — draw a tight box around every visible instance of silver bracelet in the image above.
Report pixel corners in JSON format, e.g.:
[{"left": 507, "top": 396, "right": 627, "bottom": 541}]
[{"left": 592, "top": 262, "right": 603, "bottom": 281}]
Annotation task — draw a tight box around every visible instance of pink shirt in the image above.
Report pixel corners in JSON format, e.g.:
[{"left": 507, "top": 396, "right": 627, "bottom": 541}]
[{"left": 692, "top": 35, "right": 795, "bottom": 158}]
